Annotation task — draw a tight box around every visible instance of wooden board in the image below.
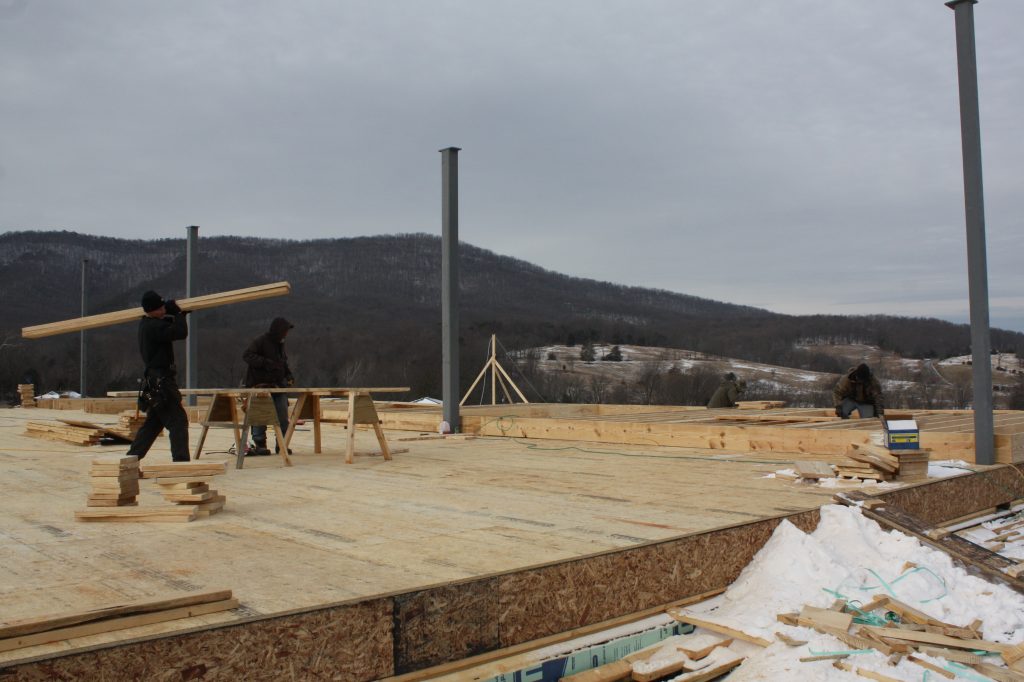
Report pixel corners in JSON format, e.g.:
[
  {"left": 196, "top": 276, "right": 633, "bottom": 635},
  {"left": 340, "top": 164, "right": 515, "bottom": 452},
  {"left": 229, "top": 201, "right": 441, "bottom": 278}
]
[
  {"left": 74, "top": 507, "right": 198, "bottom": 522},
  {"left": 795, "top": 461, "right": 835, "bottom": 479},
  {"left": 22, "top": 281, "right": 291, "bottom": 339}
]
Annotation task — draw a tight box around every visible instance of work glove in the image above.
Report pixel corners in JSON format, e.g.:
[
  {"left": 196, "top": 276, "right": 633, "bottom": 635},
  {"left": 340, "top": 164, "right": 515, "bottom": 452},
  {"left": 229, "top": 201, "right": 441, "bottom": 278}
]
[
  {"left": 834, "top": 406, "right": 843, "bottom": 418},
  {"left": 164, "top": 300, "right": 182, "bottom": 316}
]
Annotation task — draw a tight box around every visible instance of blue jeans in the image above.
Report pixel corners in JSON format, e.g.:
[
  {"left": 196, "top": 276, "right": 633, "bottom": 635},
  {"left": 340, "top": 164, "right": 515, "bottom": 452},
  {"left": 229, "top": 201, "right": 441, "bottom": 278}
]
[
  {"left": 839, "top": 397, "right": 875, "bottom": 419},
  {"left": 252, "top": 393, "right": 290, "bottom": 445}
]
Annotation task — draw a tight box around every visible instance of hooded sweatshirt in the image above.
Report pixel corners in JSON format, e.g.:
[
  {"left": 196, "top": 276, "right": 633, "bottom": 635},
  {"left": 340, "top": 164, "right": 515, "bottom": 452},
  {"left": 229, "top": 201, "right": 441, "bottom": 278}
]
[{"left": 243, "top": 317, "right": 294, "bottom": 387}]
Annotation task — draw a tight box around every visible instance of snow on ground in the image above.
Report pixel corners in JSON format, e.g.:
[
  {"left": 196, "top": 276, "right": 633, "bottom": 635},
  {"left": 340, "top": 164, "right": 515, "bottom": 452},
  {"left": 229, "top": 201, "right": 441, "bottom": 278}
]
[
  {"left": 928, "top": 460, "right": 976, "bottom": 479},
  {"left": 683, "top": 504, "right": 1024, "bottom": 680}
]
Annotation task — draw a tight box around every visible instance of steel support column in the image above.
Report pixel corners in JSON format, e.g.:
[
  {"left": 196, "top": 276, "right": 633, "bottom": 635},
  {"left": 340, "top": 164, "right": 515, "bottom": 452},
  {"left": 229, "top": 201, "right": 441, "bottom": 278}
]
[
  {"left": 79, "top": 258, "right": 88, "bottom": 396},
  {"left": 947, "top": 0, "right": 993, "bottom": 464},
  {"left": 185, "top": 225, "right": 199, "bottom": 406},
  {"left": 440, "top": 147, "right": 461, "bottom": 432}
]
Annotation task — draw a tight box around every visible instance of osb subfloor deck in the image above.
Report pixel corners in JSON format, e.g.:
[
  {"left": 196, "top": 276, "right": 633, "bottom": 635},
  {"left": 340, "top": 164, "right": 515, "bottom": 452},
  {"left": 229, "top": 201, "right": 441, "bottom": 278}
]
[{"left": 1, "top": 405, "right": 903, "bottom": 666}]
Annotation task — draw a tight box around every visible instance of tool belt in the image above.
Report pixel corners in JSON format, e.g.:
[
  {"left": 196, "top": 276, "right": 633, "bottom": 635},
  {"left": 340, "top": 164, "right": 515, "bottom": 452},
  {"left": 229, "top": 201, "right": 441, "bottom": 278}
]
[{"left": 138, "top": 369, "right": 181, "bottom": 412}]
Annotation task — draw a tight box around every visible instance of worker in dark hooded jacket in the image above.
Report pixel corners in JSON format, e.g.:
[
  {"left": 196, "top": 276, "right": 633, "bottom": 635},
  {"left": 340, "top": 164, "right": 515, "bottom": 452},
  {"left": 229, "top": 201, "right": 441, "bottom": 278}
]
[
  {"left": 708, "top": 372, "right": 743, "bottom": 408},
  {"left": 833, "top": 363, "right": 884, "bottom": 419},
  {"left": 243, "top": 317, "right": 294, "bottom": 455}
]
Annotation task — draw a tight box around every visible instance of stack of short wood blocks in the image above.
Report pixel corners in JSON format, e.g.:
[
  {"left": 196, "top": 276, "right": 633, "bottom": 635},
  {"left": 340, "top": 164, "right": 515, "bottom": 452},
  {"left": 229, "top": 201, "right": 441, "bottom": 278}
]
[
  {"left": 86, "top": 455, "right": 140, "bottom": 507},
  {"left": 840, "top": 443, "right": 930, "bottom": 482},
  {"left": 17, "top": 384, "right": 35, "bottom": 408},
  {"left": 76, "top": 460, "right": 226, "bottom": 523},
  {"left": 146, "top": 462, "right": 227, "bottom": 519}
]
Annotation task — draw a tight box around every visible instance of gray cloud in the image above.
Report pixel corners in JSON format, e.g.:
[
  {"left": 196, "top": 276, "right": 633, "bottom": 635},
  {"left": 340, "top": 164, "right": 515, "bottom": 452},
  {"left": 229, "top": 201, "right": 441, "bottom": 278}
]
[{"left": 2, "top": 1, "right": 1022, "bottom": 330}]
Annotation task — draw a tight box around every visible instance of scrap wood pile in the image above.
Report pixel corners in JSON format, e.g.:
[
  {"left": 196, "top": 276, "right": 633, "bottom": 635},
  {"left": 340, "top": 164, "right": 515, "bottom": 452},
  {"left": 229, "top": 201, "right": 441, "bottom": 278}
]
[
  {"left": 0, "top": 589, "right": 237, "bottom": 654},
  {"left": 774, "top": 597, "right": 1023, "bottom": 681},
  {"left": 563, "top": 632, "right": 743, "bottom": 682},
  {"left": 24, "top": 411, "right": 145, "bottom": 446},
  {"left": 76, "top": 461, "right": 226, "bottom": 523},
  {"left": 667, "top": 594, "right": 1024, "bottom": 682}
]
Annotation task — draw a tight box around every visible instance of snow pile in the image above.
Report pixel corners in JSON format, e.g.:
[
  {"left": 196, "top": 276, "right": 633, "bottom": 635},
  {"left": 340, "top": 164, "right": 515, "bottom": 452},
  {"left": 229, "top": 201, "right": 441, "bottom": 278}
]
[{"left": 686, "top": 504, "right": 1024, "bottom": 680}]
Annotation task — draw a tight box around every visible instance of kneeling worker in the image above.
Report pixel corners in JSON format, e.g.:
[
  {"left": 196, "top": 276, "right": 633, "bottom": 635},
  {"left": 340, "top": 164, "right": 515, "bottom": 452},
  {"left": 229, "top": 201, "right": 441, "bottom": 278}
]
[
  {"left": 833, "top": 363, "right": 885, "bottom": 419},
  {"left": 708, "top": 372, "right": 743, "bottom": 408}
]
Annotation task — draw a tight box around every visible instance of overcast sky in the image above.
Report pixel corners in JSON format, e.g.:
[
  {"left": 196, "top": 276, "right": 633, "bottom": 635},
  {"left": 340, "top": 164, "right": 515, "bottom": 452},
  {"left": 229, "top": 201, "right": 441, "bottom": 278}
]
[{"left": 2, "top": 1, "right": 1022, "bottom": 331}]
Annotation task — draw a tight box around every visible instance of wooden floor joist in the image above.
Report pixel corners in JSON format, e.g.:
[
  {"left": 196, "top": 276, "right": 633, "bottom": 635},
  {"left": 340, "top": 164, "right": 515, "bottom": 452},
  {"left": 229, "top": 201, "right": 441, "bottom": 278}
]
[{"left": 377, "top": 404, "right": 1024, "bottom": 464}]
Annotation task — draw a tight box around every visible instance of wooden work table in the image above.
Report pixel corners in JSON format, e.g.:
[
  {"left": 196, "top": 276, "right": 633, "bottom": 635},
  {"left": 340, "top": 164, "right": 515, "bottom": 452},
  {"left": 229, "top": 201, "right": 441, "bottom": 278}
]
[{"left": 108, "top": 387, "right": 410, "bottom": 468}]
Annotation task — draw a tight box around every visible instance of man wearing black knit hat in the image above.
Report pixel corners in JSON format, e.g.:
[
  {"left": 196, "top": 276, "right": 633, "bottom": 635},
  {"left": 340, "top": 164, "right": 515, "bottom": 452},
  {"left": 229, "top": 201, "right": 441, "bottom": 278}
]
[{"left": 127, "top": 290, "right": 191, "bottom": 462}]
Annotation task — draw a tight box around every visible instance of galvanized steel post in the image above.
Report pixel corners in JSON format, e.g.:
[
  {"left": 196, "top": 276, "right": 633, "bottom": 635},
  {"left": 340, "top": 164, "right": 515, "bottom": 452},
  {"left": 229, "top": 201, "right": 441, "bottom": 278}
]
[
  {"left": 80, "top": 258, "right": 88, "bottom": 396},
  {"left": 440, "top": 148, "right": 461, "bottom": 432},
  {"left": 185, "top": 225, "right": 199, "bottom": 406},
  {"left": 947, "top": 0, "right": 993, "bottom": 464}
]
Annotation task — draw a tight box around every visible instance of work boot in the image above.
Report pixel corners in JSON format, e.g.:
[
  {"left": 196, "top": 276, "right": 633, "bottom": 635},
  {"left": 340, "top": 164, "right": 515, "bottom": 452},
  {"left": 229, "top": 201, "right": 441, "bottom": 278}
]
[
  {"left": 245, "top": 442, "right": 271, "bottom": 457},
  {"left": 275, "top": 443, "right": 293, "bottom": 455}
]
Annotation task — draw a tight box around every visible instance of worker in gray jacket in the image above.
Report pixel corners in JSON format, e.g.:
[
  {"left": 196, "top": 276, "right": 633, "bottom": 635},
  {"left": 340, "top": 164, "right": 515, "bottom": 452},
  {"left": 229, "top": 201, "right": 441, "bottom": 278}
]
[{"left": 708, "top": 372, "right": 743, "bottom": 408}]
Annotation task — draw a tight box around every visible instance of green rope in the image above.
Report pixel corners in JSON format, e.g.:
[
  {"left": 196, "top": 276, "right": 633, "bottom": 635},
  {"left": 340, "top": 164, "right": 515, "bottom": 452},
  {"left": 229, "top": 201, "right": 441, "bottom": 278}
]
[{"left": 945, "top": 662, "right": 995, "bottom": 682}]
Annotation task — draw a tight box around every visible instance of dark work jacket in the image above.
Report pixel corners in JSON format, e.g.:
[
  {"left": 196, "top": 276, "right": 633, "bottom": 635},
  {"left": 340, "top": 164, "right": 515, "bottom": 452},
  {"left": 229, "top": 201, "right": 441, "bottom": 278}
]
[
  {"left": 832, "top": 366, "right": 885, "bottom": 413},
  {"left": 138, "top": 314, "right": 188, "bottom": 376},
  {"left": 243, "top": 319, "right": 293, "bottom": 387},
  {"left": 708, "top": 380, "right": 741, "bottom": 408}
]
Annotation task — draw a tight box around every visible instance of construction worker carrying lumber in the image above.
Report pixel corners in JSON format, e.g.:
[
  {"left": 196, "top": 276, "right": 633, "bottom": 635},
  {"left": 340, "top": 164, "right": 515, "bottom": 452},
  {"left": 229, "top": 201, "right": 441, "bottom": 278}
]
[
  {"left": 127, "top": 291, "right": 191, "bottom": 462},
  {"left": 708, "top": 372, "right": 744, "bottom": 408},
  {"left": 242, "top": 317, "right": 294, "bottom": 456},
  {"left": 833, "top": 363, "right": 885, "bottom": 419}
]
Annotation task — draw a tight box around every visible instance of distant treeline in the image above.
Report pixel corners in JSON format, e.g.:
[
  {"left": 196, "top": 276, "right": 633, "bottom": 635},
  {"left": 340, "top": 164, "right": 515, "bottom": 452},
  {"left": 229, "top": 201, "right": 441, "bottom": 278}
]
[{"left": 1, "top": 230, "right": 1021, "bottom": 404}]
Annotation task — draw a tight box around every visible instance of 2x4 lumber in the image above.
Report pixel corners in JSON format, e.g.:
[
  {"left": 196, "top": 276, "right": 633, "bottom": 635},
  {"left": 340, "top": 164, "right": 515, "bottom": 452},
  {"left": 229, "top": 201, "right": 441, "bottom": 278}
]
[
  {"left": 0, "top": 598, "right": 238, "bottom": 653},
  {"left": 667, "top": 609, "right": 772, "bottom": 647},
  {"left": 0, "top": 590, "right": 233, "bottom": 639},
  {"left": 75, "top": 507, "right": 198, "bottom": 522},
  {"left": 22, "top": 281, "right": 291, "bottom": 339},
  {"left": 859, "top": 625, "right": 1009, "bottom": 654}
]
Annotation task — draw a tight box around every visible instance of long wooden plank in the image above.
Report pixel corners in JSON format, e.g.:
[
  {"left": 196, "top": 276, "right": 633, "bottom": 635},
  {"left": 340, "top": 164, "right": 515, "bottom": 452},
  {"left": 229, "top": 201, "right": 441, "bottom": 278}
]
[
  {"left": 0, "top": 599, "right": 239, "bottom": 653},
  {"left": 860, "top": 625, "right": 1009, "bottom": 654},
  {"left": 667, "top": 610, "right": 772, "bottom": 647},
  {"left": 22, "top": 281, "right": 291, "bottom": 339},
  {"left": 0, "top": 590, "right": 233, "bottom": 639}
]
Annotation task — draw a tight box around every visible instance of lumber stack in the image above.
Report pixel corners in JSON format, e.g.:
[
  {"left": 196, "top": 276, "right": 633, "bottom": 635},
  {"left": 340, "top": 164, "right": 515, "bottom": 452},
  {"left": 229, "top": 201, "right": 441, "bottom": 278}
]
[
  {"left": 25, "top": 420, "right": 103, "bottom": 446},
  {"left": 107, "top": 411, "right": 145, "bottom": 441},
  {"left": 17, "top": 384, "right": 35, "bottom": 407},
  {"left": 76, "top": 461, "right": 227, "bottom": 523},
  {"left": 86, "top": 456, "right": 139, "bottom": 507},
  {"left": 839, "top": 443, "right": 930, "bottom": 482},
  {"left": 149, "top": 461, "right": 227, "bottom": 518}
]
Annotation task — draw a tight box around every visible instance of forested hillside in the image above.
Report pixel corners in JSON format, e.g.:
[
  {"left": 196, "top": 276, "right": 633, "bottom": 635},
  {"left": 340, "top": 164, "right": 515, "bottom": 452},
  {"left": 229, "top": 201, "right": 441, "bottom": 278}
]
[{"left": 2, "top": 230, "right": 1022, "bottom": 403}]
